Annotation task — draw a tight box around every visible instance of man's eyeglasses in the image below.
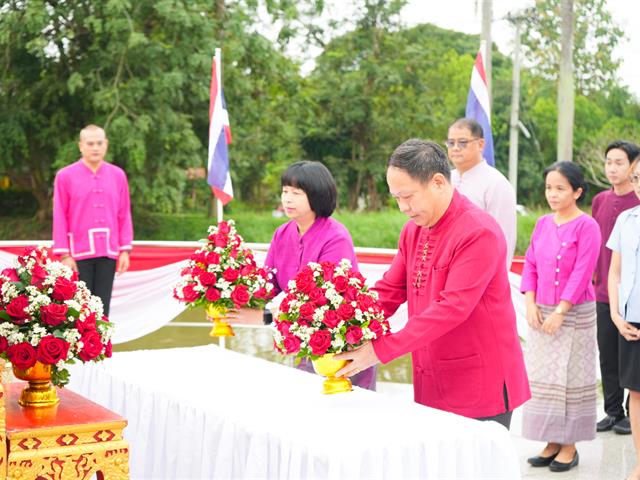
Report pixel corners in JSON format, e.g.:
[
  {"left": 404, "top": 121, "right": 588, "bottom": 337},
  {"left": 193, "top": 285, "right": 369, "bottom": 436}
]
[
  {"left": 630, "top": 173, "right": 640, "bottom": 184},
  {"left": 444, "top": 138, "right": 480, "bottom": 149}
]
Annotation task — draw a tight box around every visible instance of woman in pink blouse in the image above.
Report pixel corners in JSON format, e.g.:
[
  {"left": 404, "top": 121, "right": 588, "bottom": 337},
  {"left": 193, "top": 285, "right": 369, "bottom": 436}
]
[
  {"left": 234, "top": 161, "right": 377, "bottom": 390},
  {"left": 521, "top": 161, "right": 601, "bottom": 473}
]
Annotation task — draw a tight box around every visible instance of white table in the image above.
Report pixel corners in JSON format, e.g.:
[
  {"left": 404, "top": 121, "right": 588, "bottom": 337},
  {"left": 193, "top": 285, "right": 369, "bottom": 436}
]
[{"left": 67, "top": 345, "right": 520, "bottom": 479}]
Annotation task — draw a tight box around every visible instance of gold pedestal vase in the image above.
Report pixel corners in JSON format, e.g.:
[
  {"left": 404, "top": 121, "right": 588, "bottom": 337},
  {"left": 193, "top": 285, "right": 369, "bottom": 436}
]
[
  {"left": 312, "top": 353, "right": 352, "bottom": 394},
  {"left": 207, "top": 304, "right": 235, "bottom": 337},
  {"left": 12, "top": 361, "right": 60, "bottom": 408}
]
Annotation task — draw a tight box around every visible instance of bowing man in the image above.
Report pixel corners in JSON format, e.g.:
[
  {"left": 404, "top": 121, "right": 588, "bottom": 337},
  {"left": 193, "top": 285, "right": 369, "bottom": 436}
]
[{"left": 335, "top": 139, "right": 530, "bottom": 428}]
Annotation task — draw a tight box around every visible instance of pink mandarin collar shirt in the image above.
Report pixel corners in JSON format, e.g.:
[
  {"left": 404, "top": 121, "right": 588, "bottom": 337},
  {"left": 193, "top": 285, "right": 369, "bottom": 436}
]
[
  {"left": 520, "top": 213, "right": 601, "bottom": 306},
  {"left": 371, "top": 191, "right": 530, "bottom": 418},
  {"left": 264, "top": 216, "right": 358, "bottom": 295},
  {"left": 53, "top": 160, "right": 133, "bottom": 260}
]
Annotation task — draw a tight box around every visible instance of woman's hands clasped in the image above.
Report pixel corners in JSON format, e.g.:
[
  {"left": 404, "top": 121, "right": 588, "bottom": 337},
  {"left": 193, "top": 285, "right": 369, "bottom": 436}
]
[{"left": 612, "top": 312, "right": 640, "bottom": 342}]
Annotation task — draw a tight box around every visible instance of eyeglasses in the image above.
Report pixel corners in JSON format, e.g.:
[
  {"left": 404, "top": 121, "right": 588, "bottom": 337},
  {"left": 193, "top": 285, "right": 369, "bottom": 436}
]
[
  {"left": 444, "top": 138, "right": 480, "bottom": 149},
  {"left": 630, "top": 174, "right": 640, "bottom": 184}
]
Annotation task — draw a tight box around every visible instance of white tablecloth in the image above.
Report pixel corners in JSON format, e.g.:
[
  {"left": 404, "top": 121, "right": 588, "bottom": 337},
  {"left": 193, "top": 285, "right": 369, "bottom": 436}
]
[{"left": 67, "top": 345, "right": 520, "bottom": 479}]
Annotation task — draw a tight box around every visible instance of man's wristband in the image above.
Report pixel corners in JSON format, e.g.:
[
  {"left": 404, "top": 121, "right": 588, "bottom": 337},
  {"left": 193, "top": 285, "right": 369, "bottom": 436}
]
[{"left": 262, "top": 309, "right": 273, "bottom": 325}]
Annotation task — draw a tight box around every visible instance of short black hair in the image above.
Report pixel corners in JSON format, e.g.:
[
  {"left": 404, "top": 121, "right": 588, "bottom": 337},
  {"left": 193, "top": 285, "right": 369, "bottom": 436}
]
[
  {"left": 388, "top": 139, "right": 451, "bottom": 183},
  {"left": 281, "top": 161, "right": 337, "bottom": 217},
  {"left": 543, "top": 161, "right": 588, "bottom": 203},
  {"left": 449, "top": 118, "right": 484, "bottom": 139},
  {"left": 604, "top": 140, "right": 640, "bottom": 163}
]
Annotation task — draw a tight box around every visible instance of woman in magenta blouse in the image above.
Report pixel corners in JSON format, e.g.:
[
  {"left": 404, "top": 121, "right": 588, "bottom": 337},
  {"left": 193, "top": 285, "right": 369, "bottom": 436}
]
[
  {"left": 235, "top": 161, "right": 377, "bottom": 390},
  {"left": 521, "top": 161, "right": 601, "bottom": 473}
]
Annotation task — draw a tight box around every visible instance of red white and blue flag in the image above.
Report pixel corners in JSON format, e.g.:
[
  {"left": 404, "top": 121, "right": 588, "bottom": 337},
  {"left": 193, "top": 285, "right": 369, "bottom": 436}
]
[
  {"left": 465, "top": 49, "right": 494, "bottom": 166},
  {"left": 207, "top": 48, "right": 233, "bottom": 204}
]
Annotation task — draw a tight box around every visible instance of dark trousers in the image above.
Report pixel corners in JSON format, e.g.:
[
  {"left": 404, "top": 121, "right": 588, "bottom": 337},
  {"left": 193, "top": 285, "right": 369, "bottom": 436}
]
[
  {"left": 76, "top": 257, "right": 117, "bottom": 317},
  {"left": 597, "top": 301, "right": 628, "bottom": 417},
  {"left": 476, "top": 383, "right": 513, "bottom": 429}
]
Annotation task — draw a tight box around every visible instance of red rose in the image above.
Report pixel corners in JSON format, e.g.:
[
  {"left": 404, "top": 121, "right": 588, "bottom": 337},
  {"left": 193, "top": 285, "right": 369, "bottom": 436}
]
[
  {"left": 283, "top": 335, "right": 301, "bottom": 354},
  {"left": 7, "top": 342, "right": 37, "bottom": 370},
  {"left": 337, "top": 303, "right": 355, "bottom": 321},
  {"left": 40, "top": 303, "right": 69, "bottom": 327},
  {"left": 199, "top": 272, "right": 217, "bottom": 287},
  {"left": 349, "top": 271, "right": 366, "bottom": 285},
  {"left": 295, "top": 270, "right": 316, "bottom": 294},
  {"left": 75, "top": 312, "right": 97, "bottom": 333},
  {"left": 218, "top": 221, "right": 231, "bottom": 235},
  {"left": 309, "top": 330, "right": 332, "bottom": 355},
  {"left": 240, "top": 265, "right": 254, "bottom": 276},
  {"left": 1, "top": 268, "right": 19, "bottom": 282},
  {"left": 78, "top": 330, "right": 104, "bottom": 361},
  {"left": 191, "top": 251, "right": 207, "bottom": 264},
  {"left": 0, "top": 336, "right": 8, "bottom": 353},
  {"left": 344, "top": 286, "right": 358, "bottom": 302},
  {"left": 222, "top": 268, "right": 239, "bottom": 282},
  {"left": 253, "top": 287, "right": 267, "bottom": 299},
  {"left": 30, "top": 265, "right": 48, "bottom": 288},
  {"left": 309, "top": 288, "right": 328, "bottom": 307},
  {"left": 182, "top": 284, "right": 200, "bottom": 302},
  {"left": 230, "top": 285, "right": 250, "bottom": 307},
  {"left": 206, "top": 251, "right": 221, "bottom": 265},
  {"left": 52, "top": 277, "right": 77, "bottom": 301},
  {"left": 104, "top": 340, "right": 113, "bottom": 358},
  {"left": 276, "top": 321, "right": 291, "bottom": 336},
  {"left": 191, "top": 266, "right": 204, "bottom": 277},
  {"left": 320, "top": 262, "right": 335, "bottom": 282},
  {"left": 356, "top": 294, "right": 374, "bottom": 310},
  {"left": 332, "top": 276, "right": 348, "bottom": 293},
  {"left": 213, "top": 233, "right": 228, "bottom": 248},
  {"left": 205, "top": 287, "right": 221, "bottom": 302},
  {"left": 368, "top": 319, "right": 384, "bottom": 338},
  {"left": 322, "top": 310, "right": 341, "bottom": 329},
  {"left": 6, "top": 295, "right": 29, "bottom": 321},
  {"left": 280, "top": 297, "right": 291, "bottom": 313},
  {"left": 70, "top": 270, "right": 79, "bottom": 282},
  {"left": 345, "top": 326, "right": 363, "bottom": 345},
  {"left": 299, "top": 302, "right": 316, "bottom": 320},
  {"left": 36, "top": 335, "right": 70, "bottom": 365},
  {"left": 230, "top": 247, "right": 239, "bottom": 259}
]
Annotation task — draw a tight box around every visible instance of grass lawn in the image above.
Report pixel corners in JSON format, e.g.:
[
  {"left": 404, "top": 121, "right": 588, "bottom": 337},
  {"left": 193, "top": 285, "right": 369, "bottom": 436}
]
[{"left": 0, "top": 204, "right": 553, "bottom": 255}]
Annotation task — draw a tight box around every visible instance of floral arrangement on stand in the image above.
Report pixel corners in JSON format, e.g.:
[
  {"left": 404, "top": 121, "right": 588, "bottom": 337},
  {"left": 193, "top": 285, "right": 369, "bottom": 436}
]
[
  {"left": 273, "top": 259, "right": 390, "bottom": 394},
  {"left": 0, "top": 246, "right": 114, "bottom": 406},
  {"left": 173, "top": 219, "right": 275, "bottom": 337}
]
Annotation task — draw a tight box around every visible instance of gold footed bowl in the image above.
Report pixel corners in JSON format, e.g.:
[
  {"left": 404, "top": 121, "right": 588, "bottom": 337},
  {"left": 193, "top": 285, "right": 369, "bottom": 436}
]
[
  {"left": 207, "top": 304, "right": 235, "bottom": 337},
  {"left": 12, "top": 361, "right": 60, "bottom": 408},
  {"left": 312, "top": 353, "right": 352, "bottom": 394}
]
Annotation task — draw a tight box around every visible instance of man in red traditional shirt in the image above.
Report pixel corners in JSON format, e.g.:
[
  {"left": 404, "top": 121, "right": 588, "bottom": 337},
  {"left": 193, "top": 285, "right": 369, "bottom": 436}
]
[{"left": 336, "top": 139, "right": 530, "bottom": 428}]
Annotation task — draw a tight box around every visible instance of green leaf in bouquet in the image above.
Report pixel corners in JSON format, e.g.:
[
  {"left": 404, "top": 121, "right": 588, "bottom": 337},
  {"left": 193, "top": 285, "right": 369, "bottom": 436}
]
[
  {"left": 0, "top": 311, "right": 11, "bottom": 321},
  {"left": 67, "top": 307, "right": 80, "bottom": 318},
  {"left": 52, "top": 367, "right": 70, "bottom": 387}
]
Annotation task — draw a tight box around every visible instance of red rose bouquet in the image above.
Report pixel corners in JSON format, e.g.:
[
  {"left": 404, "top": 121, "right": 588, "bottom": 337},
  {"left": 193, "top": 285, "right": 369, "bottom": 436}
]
[
  {"left": 173, "top": 220, "right": 275, "bottom": 336},
  {"left": 0, "top": 246, "right": 114, "bottom": 387},
  {"left": 273, "top": 259, "right": 390, "bottom": 359}
]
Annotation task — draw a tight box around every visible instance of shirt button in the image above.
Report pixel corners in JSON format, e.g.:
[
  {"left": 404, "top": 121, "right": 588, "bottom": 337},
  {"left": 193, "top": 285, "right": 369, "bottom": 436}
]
[
  {"left": 556, "top": 268, "right": 560, "bottom": 272},
  {"left": 557, "top": 255, "right": 562, "bottom": 260},
  {"left": 554, "top": 281, "right": 559, "bottom": 286},
  {"left": 561, "top": 242, "right": 567, "bottom": 247}
]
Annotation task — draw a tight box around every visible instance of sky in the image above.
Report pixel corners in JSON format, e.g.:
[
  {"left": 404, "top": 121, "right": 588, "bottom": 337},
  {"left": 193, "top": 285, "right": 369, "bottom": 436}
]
[{"left": 399, "top": 0, "right": 640, "bottom": 96}]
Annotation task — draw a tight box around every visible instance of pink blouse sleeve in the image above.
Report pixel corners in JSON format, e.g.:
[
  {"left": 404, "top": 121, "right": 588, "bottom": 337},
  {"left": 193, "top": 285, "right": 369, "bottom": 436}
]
[
  {"left": 560, "top": 218, "right": 601, "bottom": 304},
  {"left": 117, "top": 172, "right": 134, "bottom": 251},
  {"left": 52, "top": 172, "right": 70, "bottom": 256},
  {"left": 520, "top": 218, "right": 542, "bottom": 294}
]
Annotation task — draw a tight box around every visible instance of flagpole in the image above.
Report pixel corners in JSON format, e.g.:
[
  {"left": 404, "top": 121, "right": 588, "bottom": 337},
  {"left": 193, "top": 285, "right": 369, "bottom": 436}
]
[{"left": 215, "top": 48, "right": 223, "bottom": 224}]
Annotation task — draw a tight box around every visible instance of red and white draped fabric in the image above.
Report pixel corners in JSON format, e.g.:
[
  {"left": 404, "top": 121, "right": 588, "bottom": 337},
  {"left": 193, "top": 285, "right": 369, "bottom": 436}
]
[{"left": 0, "top": 242, "right": 527, "bottom": 344}]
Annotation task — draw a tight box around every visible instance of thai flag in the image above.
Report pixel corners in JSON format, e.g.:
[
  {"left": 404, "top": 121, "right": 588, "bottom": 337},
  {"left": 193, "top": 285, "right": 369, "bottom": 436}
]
[
  {"left": 207, "top": 48, "right": 233, "bottom": 204},
  {"left": 465, "top": 49, "right": 495, "bottom": 166}
]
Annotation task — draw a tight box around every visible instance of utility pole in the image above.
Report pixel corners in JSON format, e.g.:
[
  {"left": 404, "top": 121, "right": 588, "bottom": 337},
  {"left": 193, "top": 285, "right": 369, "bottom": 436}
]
[
  {"left": 557, "top": 0, "right": 575, "bottom": 162},
  {"left": 481, "top": 0, "right": 493, "bottom": 104},
  {"left": 508, "top": 16, "right": 522, "bottom": 198}
]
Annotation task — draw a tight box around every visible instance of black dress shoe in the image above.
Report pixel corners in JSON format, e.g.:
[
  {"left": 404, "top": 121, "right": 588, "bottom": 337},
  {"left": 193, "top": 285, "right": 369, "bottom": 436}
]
[
  {"left": 597, "top": 414, "right": 623, "bottom": 432},
  {"left": 613, "top": 416, "right": 632, "bottom": 435},
  {"left": 549, "top": 451, "right": 579, "bottom": 472},
  {"left": 527, "top": 452, "right": 559, "bottom": 467}
]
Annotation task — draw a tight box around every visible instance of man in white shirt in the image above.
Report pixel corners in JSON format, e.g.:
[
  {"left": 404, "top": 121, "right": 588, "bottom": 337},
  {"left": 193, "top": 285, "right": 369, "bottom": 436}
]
[{"left": 446, "top": 118, "right": 517, "bottom": 267}]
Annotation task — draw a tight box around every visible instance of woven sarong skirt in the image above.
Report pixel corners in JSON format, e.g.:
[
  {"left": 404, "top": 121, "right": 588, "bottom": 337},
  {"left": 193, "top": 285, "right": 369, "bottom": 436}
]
[{"left": 522, "top": 302, "right": 597, "bottom": 443}]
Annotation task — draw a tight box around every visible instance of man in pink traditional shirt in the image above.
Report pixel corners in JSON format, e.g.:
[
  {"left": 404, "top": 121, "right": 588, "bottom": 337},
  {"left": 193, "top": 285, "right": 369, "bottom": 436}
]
[
  {"left": 336, "top": 139, "right": 530, "bottom": 428},
  {"left": 52, "top": 125, "right": 133, "bottom": 316}
]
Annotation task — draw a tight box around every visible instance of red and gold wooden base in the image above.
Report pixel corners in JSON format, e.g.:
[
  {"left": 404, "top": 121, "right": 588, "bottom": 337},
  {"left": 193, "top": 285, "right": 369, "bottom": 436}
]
[{"left": 4, "top": 382, "right": 129, "bottom": 479}]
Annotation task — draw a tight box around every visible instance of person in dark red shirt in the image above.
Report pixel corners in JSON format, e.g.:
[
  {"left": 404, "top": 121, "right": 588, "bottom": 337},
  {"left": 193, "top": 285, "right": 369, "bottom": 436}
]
[
  {"left": 335, "top": 139, "right": 530, "bottom": 429},
  {"left": 592, "top": 140, "right": 640, "bottom": 435}
]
